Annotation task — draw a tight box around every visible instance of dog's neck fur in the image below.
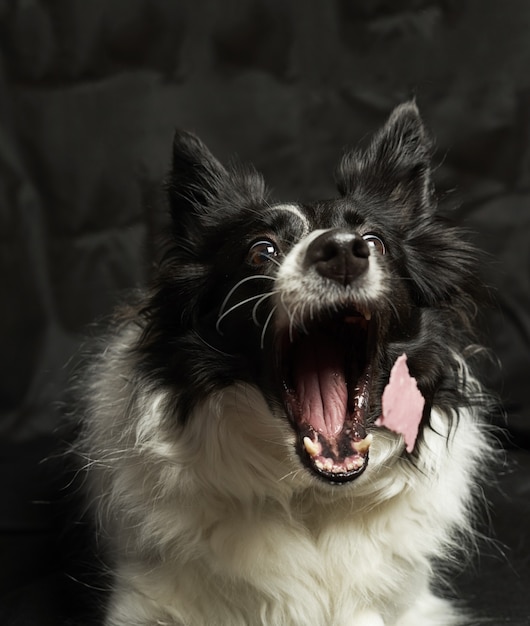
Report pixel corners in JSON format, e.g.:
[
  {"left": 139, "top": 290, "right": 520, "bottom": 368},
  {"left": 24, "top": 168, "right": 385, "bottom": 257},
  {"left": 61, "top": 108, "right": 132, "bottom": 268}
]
[{"left": 85, "top": 329, "right": 485, "bottom": 626}]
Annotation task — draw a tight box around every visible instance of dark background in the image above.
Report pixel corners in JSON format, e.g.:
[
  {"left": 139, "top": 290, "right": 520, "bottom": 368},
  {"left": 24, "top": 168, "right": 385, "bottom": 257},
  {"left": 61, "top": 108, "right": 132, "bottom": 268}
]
[{"left": 1, "top": 1, "right": 529, "bottom": 624}]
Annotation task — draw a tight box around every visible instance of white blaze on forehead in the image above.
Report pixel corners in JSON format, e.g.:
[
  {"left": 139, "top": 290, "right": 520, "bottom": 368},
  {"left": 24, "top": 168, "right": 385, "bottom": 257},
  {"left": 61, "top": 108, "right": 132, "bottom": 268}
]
[
  {"left": 277, "top": 228, "right": 328, "bottom": 280},
  {"left": 270, "top": 204, "right": 311, "bottom": 237}
]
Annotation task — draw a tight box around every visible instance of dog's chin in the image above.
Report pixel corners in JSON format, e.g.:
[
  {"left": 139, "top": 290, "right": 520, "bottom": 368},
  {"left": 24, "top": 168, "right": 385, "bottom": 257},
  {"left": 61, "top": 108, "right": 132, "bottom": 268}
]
[{"left": 275, "top": 306, "right": 376, "bottom": 485}]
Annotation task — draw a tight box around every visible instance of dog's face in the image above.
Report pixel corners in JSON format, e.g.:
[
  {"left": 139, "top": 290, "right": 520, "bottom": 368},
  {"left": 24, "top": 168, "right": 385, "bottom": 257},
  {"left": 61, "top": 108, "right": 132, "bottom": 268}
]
[{"left": 139, "top": 103, "right": 478, "bottom": 485}]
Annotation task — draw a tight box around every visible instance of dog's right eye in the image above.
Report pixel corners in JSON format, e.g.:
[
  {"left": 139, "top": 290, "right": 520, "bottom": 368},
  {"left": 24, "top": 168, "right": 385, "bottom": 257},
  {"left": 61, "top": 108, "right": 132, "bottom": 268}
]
[{"left": 247, "top": 240, "right": 279, "bottom": 267}]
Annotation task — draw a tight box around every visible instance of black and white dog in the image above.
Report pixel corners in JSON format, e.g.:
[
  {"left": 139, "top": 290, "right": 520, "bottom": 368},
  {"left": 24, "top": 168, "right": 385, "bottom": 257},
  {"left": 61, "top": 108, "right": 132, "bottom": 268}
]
[{"left": 79, "top": 103, "right": 491, "bottom": 626}]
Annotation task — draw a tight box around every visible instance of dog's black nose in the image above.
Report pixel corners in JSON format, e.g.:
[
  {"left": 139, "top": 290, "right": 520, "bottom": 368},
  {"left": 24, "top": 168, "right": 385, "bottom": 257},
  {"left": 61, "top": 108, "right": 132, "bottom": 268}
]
[{"left": 305, "top": 229, "right": 370, "bottom": 285}]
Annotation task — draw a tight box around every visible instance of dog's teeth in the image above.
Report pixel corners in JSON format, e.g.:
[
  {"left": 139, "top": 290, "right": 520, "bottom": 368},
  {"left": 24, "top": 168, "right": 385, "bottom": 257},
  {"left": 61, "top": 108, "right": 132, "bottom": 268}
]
[
  {"left": 345, "top": 456, "right": 365, "bottom": 471},
  {"left": 364, "top": 310, "right": 372, "bottom": 321},
  {"left": 352, "top": 456, "right": 364, "bottom": 469},
  {"left": 352, "top": 434, "right": 373, "bottom": 454},
  {"left": 303, "top": 436, "right": 320, "bottom": 457}
]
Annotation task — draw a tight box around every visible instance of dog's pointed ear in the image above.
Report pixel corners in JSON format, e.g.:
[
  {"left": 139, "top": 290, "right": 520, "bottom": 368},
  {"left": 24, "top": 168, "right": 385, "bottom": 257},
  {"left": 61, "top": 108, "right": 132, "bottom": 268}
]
[
  {"left": 167, "top": 131, "right": 266, "bottom": 230},
  {"left": 337, "top": 102, "right": 434, "bottom": 213},
  {"left": 168, "top": 131, "right": 229, "bottom": 220}
]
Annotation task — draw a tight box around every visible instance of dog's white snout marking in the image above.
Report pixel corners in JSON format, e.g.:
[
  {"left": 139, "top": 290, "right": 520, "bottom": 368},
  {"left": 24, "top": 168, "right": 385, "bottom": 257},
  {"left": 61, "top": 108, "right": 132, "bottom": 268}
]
[{"left": 274, "top": 227, "right": 386, "bottom": 331}]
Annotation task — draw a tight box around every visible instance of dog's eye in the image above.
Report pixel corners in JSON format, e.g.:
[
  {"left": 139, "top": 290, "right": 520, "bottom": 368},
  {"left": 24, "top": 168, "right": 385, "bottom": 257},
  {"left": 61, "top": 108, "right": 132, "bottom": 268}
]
[
  {"left": 247, "top": 240, "right": 279, "bottom": 266},
  {"left": 362, "top": 234, "right": 386, "bottom": 255}
]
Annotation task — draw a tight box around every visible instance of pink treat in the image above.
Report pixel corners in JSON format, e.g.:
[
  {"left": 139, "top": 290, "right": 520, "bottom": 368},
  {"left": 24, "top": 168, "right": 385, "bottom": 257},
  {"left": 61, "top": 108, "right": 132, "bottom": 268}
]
[{"left": 376, "top": 354, "right": 425, "bottom": 453}]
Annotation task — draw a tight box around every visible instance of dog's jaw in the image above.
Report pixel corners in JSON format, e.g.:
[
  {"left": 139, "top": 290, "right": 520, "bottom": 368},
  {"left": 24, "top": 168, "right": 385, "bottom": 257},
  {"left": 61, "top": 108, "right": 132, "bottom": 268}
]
[
  {"left": 279, "top": 316, "right": 375, "bottom": 483},
  {"left": 272, "top": 227, "right": 387, "bottom": 484}
]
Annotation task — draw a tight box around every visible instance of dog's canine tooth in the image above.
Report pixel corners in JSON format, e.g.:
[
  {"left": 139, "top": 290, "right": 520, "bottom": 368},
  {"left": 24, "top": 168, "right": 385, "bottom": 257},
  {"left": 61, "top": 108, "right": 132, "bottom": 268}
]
[
  {"left": 303, "top": 436, "right": 320, "bottom": 457},
  {"left": 345, "top": 309, "right": 371, "bottom": 323},
  {"left": 352, "top": 433, "right": 373, "bottom": 454}
]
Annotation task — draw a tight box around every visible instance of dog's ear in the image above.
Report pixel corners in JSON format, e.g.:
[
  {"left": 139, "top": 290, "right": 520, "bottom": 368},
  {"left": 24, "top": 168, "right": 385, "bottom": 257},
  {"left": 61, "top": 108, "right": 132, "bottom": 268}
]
[
  {"left": 168, "top": 131, "right": 229, "bottom": 220},
  {"left": 167, "top": 131, "right": 266, "bottom": 229},
  {"left": 337, "top": 102, "right": 434, "bottom": 214}
]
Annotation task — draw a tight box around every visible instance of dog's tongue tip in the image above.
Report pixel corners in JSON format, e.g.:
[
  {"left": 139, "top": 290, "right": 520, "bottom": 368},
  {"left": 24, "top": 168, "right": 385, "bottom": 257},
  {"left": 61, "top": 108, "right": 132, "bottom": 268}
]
[{"left": 377, "top": 353, "right": 425, "bottom": 453}]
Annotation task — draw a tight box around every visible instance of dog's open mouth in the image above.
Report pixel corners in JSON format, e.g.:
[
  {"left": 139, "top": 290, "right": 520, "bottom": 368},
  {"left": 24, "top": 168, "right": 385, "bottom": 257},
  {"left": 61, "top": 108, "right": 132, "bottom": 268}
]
[{"left": 280, "top": 308, "right": 375, "bottom": 484}]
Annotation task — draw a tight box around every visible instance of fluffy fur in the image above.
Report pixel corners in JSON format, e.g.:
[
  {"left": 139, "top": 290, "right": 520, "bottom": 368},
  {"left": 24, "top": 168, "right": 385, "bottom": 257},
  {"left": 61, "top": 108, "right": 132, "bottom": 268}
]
[{"left": 79, "top": 103, "right": 492, "bottom": 626}]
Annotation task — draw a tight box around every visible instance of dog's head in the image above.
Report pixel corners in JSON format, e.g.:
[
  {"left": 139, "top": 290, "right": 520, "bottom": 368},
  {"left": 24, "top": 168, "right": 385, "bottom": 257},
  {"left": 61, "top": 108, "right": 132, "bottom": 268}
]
[{"left": 138, "top": 103, "right": 479, "bottom": 486}]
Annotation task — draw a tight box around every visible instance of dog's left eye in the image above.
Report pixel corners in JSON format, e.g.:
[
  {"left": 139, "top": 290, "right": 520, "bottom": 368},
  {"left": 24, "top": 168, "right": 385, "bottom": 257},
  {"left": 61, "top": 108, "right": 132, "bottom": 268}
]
[
  {"left": 247, "top": 240, "right": 279, "bottom": 266},
  {"left": 362, "top": 234, "right": 386, "bottom": 255}
]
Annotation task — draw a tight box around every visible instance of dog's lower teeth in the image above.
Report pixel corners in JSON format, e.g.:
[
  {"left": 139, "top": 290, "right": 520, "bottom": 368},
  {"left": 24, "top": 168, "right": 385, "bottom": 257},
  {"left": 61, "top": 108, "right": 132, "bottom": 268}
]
[
  {"left": 312, "top": 454, "right": 365, "bottom": 474},
  {"left": 344, "top": 310, "right": 371, "bottom": 322},
  {"left": 314, "top": 458, "right": 334, "bottom": 472},
  {"left": 352, "top": 434, "right": 373, "bottom": 454}
]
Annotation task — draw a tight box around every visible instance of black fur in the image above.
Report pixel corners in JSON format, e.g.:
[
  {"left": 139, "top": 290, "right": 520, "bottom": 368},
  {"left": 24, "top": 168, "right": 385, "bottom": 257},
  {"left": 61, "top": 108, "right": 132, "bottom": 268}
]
[{"left": 135, "top": 102, "right": 483, "bottom": 449}]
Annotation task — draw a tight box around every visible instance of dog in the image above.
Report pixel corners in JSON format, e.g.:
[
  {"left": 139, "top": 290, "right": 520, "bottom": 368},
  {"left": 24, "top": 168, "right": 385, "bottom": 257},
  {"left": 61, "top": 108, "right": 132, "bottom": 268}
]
[{"left": 78, "top": 102, "right": 492, "bottom": 626}]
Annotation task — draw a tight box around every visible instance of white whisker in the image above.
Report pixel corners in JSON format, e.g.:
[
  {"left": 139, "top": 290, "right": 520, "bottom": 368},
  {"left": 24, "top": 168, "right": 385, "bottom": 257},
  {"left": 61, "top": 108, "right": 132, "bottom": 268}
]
[
  {"left": 218, "top": 274, "right": 276, "bottom": 321},
  {"left": 381, "top": 293, "right": 401, "bottom": 324},
  {"left": 262, "top": 254, "right": 282, "bottom": 268},
  {"left": 252, "top": 291, "right": 279, "bottom": 326},
  {"left": 289, "top": 301, "right": 305, "bottom": 342},
  {"left": 278, "top": 468, "right": 303, "bottom": 482},
  {"left": 216, "top": 292, "right": 275, "bottom": 335},
  {"left": 260, "top": 305, "right": 277, "bottom": 350},
  {"left": 286, "top": 302, "right": 296, "bottom": 343},
  {"left": 299, "top": 301, "right": 309, "bottom": 335},
  {"left": 216, "top": 274, "right": 275, "bottom": 334},
  {"left": 194, "top": 331, "right": 235, "bottom": 357}
]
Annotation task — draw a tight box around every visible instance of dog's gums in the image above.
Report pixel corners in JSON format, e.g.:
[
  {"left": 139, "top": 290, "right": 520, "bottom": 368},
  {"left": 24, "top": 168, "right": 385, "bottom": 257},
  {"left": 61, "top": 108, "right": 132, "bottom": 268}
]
[{"left": 281, "top": 310, "right": 374, "bottom": 483}]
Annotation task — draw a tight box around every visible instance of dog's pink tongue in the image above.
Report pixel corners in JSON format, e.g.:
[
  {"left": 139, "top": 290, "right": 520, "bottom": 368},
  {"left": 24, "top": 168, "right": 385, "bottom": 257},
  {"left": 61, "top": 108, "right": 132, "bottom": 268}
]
[
  {"left": 294, "top": 335, "right": 347, "bottom": 437},
  {"left": 376, "top": 353, "right": 425, "bottom": 453}
]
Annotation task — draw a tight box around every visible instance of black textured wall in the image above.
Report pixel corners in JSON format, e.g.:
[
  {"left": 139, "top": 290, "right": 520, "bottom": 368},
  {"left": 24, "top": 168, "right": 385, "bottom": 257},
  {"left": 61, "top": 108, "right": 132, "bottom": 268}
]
[{"left": 1, "top": 1, "right": 529, "bottom": 624}]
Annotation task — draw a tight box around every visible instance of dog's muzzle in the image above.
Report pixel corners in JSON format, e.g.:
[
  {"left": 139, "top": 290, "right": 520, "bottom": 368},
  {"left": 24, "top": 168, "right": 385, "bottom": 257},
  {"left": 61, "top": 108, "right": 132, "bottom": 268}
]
[{"left": 274, "top": 228, "right": 384, "bottom": 484}]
